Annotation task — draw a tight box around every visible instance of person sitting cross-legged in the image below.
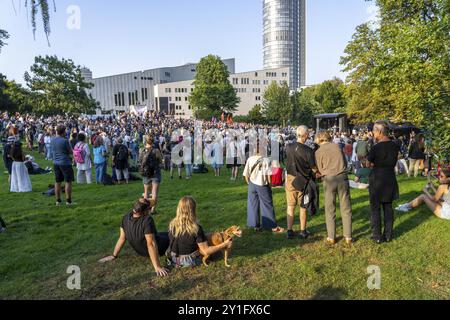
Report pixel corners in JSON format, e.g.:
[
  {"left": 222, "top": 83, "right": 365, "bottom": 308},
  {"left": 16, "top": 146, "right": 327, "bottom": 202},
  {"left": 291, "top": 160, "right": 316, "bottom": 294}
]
[
  {"left": 396, "top": 169, "right": 450, "bottom": 220},
  {"left": 349, "top": 157, "right": 372, "bottom": 190},
  {"left": 99, "top": 198, "right": 170, "bottom": 277},
  {"left": 167, "top": 196, "right": 233, "bottom": 268}
]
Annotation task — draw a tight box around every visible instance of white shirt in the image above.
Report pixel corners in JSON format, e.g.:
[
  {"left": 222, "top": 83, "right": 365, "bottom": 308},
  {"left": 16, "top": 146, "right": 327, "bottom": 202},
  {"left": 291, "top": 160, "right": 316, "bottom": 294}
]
[
  {"left": 76, "top": 143, "right": 92, "bottom": 170},
  {"left": 243, "top": 156, "right": 272, "bottom": 186}
]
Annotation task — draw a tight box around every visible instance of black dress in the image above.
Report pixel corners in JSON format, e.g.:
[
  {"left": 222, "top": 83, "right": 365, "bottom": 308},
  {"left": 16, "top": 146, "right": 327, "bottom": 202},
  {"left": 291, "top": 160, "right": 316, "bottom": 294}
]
[{"left": 367, "top": 141, "right": 400, "bottom": 203}]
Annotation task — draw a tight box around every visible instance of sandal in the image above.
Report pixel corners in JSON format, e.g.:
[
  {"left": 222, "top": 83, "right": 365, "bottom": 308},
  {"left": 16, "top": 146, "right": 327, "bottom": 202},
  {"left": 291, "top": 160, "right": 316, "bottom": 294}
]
[{"left": 272, "top": 227, "right": 286, "bottom": 234}]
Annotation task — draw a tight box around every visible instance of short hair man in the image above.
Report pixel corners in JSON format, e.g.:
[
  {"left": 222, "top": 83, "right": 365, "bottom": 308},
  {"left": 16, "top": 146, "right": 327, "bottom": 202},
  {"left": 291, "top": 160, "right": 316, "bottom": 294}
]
[
  {"left": 99, "top": 198, "right": 169, "bottom": 277},
  {"left": 315, "top": 131, "right": 353, "bottom": 245},
  {"left": 285, "top": 126, "right": 319, "bottom": 239},
  {"left": 51, "top": 125, "right": 74, "bottom": 206}
]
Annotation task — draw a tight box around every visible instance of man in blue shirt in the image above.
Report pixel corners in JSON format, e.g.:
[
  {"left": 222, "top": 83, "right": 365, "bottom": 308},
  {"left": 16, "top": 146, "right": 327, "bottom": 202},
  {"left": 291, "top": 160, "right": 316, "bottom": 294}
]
[{"left": 51, "top": 125, "right": 74, "bottom": 206}]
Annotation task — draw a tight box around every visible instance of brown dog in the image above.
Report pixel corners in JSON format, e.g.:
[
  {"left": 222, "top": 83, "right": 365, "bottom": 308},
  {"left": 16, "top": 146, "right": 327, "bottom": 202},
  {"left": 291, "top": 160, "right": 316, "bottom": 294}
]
[{"left": 202, "top": 226, "right": 242, "bottom": 268}]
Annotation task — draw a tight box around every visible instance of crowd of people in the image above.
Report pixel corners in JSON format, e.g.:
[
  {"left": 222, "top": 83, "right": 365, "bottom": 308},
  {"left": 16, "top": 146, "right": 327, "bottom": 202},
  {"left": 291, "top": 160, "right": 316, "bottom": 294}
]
[{"left": 1, "top": 112, "right": 449, "bottom": 273}]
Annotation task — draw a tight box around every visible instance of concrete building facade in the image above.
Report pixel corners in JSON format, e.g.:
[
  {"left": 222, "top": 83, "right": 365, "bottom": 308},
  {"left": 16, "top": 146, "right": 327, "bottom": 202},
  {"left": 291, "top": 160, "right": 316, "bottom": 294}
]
[
  {"left": 83, "top": 59, "right": 235, "bottom": 114},
  {"left": 154, "top": 67, "right": 289, "bottom": 119},
  {"left": 263, "top": 0, "right": 306, "bottom": 89}
]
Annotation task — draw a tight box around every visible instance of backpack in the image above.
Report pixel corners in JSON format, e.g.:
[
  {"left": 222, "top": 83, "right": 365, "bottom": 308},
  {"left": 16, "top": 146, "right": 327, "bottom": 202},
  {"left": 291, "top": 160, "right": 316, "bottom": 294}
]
[
  {"left": 73, "top": 142, "right": 86, "bottom": 164},
  {"left": 140, "top": 149, "right": 156, "bottom": 178},
  {"left": 103, "top": 173, "right": 114, "bottom": 186},
  {"left": 117, "top": 144, "right": 128, "bottom": 162}
]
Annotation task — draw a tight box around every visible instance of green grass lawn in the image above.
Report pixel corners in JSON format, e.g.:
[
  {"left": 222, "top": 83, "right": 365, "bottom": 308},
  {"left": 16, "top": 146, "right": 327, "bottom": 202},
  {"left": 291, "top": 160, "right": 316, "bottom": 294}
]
[{"left": 0, "top": 149, "right": 449, "bottom": 300}]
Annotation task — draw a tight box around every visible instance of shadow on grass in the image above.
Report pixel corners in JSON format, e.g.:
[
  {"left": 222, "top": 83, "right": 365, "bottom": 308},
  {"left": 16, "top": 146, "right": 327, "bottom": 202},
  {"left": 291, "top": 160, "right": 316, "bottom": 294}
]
[
  {"left": 310, "top": 286, "right": 347, "bottom": 300},
  {"left": 350, "top": 190, "right": 430, "bottom": 240}
]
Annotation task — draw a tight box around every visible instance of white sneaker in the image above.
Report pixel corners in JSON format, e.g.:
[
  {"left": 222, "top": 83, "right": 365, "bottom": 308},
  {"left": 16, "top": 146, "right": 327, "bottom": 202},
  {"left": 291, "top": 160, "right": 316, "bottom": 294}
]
[{"left": 396, "top": 204, "right": 411, "bottom": 213}]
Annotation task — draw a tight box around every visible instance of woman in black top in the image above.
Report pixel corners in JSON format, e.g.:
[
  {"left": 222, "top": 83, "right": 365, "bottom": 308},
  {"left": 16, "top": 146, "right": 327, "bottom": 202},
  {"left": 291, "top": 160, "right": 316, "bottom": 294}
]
[
  {"left": 167, "top": 196, "right": 232, "bottom": 267},
  {"left": 367, "top": 121, "right": 400, "bottom": 244}
]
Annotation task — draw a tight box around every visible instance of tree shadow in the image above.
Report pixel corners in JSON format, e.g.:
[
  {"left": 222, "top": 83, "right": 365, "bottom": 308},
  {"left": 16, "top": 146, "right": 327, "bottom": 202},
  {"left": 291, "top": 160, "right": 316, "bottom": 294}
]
[
  {"left": 350, "top": 190, "right": 431, "bottom": 240},
  {"left": 310, "top": 286, "right": 347, "bottom": 300}
]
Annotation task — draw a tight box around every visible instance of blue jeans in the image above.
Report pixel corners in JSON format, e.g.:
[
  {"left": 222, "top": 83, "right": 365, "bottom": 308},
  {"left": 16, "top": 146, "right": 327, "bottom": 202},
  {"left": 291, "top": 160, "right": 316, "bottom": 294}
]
[
  {"left": 185, "top": 164, "right": 193, "bottom": 177},
  {"left": 95, "top": 162, "right": 106, "bottom": 183},
  {"left": 247, "top": 182, "right": 277, "bottom": 230},
  {"left": 45, "top": 144, "right": 52, "bottom": 160}
]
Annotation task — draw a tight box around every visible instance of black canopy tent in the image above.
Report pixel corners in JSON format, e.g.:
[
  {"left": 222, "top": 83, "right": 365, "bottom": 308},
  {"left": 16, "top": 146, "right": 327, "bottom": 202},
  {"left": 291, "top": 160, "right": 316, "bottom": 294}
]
[{"left": 314, "top": 113, "right": 348, "bottom": 133}]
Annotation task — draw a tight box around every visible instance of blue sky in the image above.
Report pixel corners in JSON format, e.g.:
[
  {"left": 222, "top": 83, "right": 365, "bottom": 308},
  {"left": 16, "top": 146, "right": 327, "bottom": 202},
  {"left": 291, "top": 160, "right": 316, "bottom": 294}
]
[{"left": 0, "top": 0, "right": 375, "bottom": 85}]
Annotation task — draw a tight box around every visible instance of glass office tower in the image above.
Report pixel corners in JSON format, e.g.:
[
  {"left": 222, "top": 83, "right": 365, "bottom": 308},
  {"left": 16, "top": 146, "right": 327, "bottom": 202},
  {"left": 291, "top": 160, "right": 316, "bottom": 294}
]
[{"left": 263, "top": 0, "right": 306, "bottom": 89}]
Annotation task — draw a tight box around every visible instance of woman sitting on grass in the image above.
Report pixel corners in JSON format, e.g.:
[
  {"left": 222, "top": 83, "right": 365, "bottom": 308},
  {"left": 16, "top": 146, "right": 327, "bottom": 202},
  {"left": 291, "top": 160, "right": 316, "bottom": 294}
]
[
  {"left": 349, "top": 157, "right": 372, "bottom": 190},
  {"left": 167, "top": 196, "right": 232, "bottom": 268},
  {"left": 396, "top": 169, "right": 450, "bottom": 220}
]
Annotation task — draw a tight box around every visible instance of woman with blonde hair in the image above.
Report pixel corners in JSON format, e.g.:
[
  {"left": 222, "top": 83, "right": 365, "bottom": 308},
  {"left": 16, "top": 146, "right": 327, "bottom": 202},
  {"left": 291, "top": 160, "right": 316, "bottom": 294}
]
[{"left": 167, "top": 196, "right": 232, "bottom": 267}]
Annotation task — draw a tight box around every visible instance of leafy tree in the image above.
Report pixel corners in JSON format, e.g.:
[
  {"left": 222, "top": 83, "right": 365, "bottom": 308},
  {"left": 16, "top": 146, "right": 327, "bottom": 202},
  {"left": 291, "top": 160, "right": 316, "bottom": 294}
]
[
  {"left": 0, "top": 74, "right": 16, "bottom": 111},
  {"left": 262, "top": 81, "right": 292, "bottom": 125},
  {"left": 291, "top": 88, "right": 317, "bottom": 126},
  {"left": 24, "top": 55, "right": 97, "bottom": 115},
  {"left": 0, "top": 74, "right": 34, "bottom": 113},
  {"left": 189, "top": 55, "right": 240, "bottom": 119},
  {"left": 314, "top": 77, "right": 347, "bottom": 114},
  {"left": 0, "top": 30, "right": 9, "bottom": 53},
  {"left": 341, "top": 0, "right": 449, "bottom": 160},
  {"left": 248, "top": 104, "right": 264, "bottom": 124}
]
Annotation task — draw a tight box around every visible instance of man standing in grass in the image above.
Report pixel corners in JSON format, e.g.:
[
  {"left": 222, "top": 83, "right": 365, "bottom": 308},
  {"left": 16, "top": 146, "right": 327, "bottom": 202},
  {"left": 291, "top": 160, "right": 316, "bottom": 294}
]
[
  {"left": 315, "top": 131, "right": 353, "bottom": 246},
  {"left": 285, "top": 126, "right": 319, "bottom": 240},
  {"left": 51, "top": 125, "right": 74, "bottom": 206}
]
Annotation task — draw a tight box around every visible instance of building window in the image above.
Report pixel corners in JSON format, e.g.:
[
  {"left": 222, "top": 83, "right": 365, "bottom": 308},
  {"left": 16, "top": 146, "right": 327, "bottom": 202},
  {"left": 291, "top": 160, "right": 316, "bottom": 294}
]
[
  {"left": 241, "top": 78, "right": 249, "bottom": 85},
  {"left": 165, "top": 88, "right": 171, "bottom": 94},
  {"left": 128, "top": 92, "right": 132, "bottom": 105},
  {"left": 256, "top": 96, "right": 261, "bottom": 101},
  {"left": 165, "top": 72, "right": 171, "bottom": 78},
  {"left": 232, "top": 78, "right": 239, "bottom": 85},
  {"left": 185, "top": 97, "right": 188, "bottom": 101},
  {"left": 255, "top": 72, "right": 258, "bottom": 77},
  {"left": 114, "top": 94, "right": 118, "bottom": 106},
  {"left": 145, "top": 88, "right": 148, "bottom": 100}
]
